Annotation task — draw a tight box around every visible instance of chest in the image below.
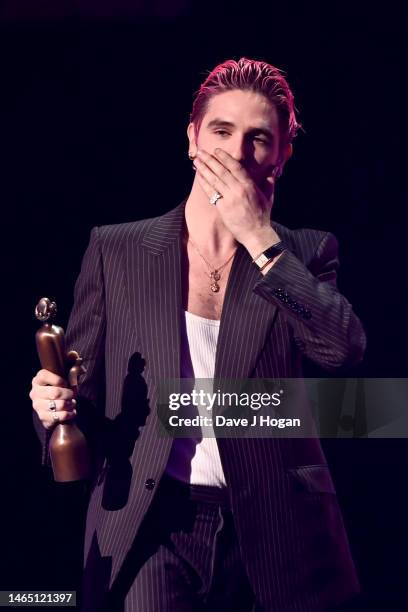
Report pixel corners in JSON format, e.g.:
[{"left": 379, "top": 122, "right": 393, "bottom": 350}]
[{"left": 182, "top": 245, "right": 235, "bottom": 321}]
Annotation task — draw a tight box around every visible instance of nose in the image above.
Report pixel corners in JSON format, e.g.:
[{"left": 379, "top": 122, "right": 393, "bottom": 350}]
[{"left": 229, "top": 134, "right": 247, "bottom": 163}]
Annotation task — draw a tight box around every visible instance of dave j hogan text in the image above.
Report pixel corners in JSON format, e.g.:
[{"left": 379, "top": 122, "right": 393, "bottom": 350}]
[{"left": 168, "top": 414, "right": 301, "bottom": 429}]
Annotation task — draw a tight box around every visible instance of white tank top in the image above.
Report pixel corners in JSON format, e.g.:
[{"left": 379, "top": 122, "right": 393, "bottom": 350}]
[{"left": 164, "top": 310, "right": 227, "bottom": 487}]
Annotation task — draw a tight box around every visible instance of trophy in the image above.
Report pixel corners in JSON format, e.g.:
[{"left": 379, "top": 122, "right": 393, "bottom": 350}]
[{"left": 35, "top": 297, "right": 91, "bottom": 482}]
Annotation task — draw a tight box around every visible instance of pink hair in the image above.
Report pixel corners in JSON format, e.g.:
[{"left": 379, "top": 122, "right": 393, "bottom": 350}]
[{"left": 191, "top": 57, "right": 301, "bottom": 154}]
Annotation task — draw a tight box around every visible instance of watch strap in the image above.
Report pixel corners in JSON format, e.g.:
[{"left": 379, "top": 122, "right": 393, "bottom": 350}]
[{"left": 253, "top": 241, "right": 285, "bottom": 269}]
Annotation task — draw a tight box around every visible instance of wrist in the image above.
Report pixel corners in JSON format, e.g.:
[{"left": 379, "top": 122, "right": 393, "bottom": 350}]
[{"left": 243, "top": 227, "right": 281, "bottom": 259}]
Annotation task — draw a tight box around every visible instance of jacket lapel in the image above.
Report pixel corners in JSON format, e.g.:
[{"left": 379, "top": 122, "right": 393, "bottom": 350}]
[
  {"left": 125, "top": 202, "right": 186, "bottom": 384},
  {"left": 214, "top": 242, "right": 278, "bottom": 380}
]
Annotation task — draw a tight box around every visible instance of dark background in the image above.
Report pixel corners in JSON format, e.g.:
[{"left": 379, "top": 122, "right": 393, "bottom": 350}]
[{"left": 1, "top": 1, "right": 407, "bottom": 610}]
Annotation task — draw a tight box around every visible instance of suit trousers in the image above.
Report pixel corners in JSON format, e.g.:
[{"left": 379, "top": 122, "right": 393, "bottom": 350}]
[{"left": 103, "top": 474, "right": 256, "bottom": 612}]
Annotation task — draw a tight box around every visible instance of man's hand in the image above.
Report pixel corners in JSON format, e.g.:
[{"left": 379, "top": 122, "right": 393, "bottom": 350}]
[
  {"left": 30, "top": 369, "right": 76, "bottom": 430},
  {"left": 193, "top": 148, "right": 281, "bottom": 257}
]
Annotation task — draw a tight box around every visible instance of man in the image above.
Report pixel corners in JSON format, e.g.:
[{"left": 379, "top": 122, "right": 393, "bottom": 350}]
[{"left": 31, "top": 58, "right": 366, "bottom": 611}]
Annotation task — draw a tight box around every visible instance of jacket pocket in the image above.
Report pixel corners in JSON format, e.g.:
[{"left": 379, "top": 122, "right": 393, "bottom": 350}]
[{"left": 287, "top": 464, "right": 336, "bottom": 494}]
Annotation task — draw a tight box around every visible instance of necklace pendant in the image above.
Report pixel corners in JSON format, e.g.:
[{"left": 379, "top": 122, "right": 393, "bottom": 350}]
[
  {"left": 211, "top": 270, "right": 221, "bottom": 281},
  {"left": 210, "top": 281, "right": 220, "bottom": 293}
]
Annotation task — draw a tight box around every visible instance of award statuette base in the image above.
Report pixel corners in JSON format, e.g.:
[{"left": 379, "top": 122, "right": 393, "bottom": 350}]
[
  {"left": 35, "top": 297, "right": 91, "bottom": 482},
  {"left": 50, "top": 422, "right": 91, "bottom": 482}
]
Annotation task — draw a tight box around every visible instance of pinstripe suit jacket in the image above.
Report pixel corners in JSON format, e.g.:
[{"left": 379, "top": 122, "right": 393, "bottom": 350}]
[{"left": 39, "top": 199, "right": 366, "bottom": 611}]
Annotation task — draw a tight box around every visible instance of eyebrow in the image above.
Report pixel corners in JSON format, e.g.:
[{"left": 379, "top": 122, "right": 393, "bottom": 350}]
[{"left": 206, "top": 118, "right": 275, "bottom": 140}]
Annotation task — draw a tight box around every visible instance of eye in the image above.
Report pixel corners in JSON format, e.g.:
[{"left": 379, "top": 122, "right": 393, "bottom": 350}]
[
  {"left": 215, "top": 130, "right": 230, "bottom": 137},
  {"left": 254, "top": 137, "right": 270, "bottom": 146}
]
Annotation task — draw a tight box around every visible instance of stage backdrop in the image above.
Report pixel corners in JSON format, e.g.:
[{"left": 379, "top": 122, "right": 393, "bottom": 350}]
[{"left": 1, "top": 2, "right": 407, "bottom": 609}]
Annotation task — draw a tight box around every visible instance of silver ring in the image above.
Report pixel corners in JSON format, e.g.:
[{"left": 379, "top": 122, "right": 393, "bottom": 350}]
[
  {"left": 52, "top": 412, "right": 59, "bottom": 423},
  {"left": 209, "top": 191, "right": 223, "bottom": 205},
  {"left": 48, "top": 400, "right": 57, "bottom": 411}
]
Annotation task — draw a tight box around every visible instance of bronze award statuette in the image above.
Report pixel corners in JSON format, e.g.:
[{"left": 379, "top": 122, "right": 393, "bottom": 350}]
[{"left": 35, "top": 297, "right": 91, "bottom": 482}]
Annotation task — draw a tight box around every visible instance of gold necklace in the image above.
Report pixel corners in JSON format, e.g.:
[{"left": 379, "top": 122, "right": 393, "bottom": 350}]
[{"left": 188, "top": 238, "right": 237, "bottom": 293}]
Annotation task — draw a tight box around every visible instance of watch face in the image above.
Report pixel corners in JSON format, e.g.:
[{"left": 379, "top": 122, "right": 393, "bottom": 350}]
[
  {"left": 253, "top": 242, "right": 285, "bottom": 269},
  {"left": 256, "top": 254, "right": 270, "bottom": 268}
]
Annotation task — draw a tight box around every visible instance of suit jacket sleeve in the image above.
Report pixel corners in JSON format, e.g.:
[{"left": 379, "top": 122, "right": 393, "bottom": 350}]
[
  {"left": 38, "top": 227, "right": 107, "bottom": 467},
  {"left": 252, "top": 231, "right": 367, "bottom": 370}
]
